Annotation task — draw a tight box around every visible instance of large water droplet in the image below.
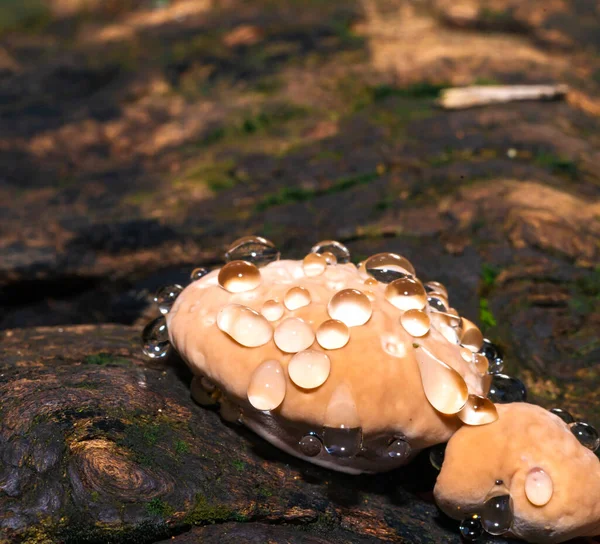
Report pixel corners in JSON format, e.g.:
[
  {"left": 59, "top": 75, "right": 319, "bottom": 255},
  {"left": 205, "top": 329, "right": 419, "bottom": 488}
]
[
  {"left": 460, "top": 318, "right": 484, "bottom": 352},
  {"left": 274, "top": 317, "right": 315, "bottom": 353},
  {"left": 387, "top": 438, "right": 411, "bottom": 460},
  {"left": 288, "top": 349, "right": 330, "bottom": 389},
  {"left": 218, "top": 260, "right": 261, "bottom": 293},
  {"left": 414, "top": 344, "right": 468, "bottom": 414},
  {"left": 385, "top": 278, "right": 427, "bottom": 311},
  {"left": 549, "top": 408, "right": 574, "bottom": 424},
  {"left": 316, "top": 319, "right": 350, "bottom": 350},
  {"left": 302, "top": 252, "right": 327, "bottom": 277},
  {"left": 299, "top": 433, "right": 322, "bottom": 457},
  {"left": 458, "top": 394, "right": 498, "bottom": 426},
  {"left": 427, "top": 294, "right": 448, "bottom": 313},
  {"left": 327, "top": 289, "right": 372, "bottom": 327},
  {"left": 569, "top": 422, "right": 600, "bottom": 451},
  {"left": 487, "top": 374, "right": 527, "bottom": 403},
  {"left": 141, "top": 316, "right": 170, "bottom": 359},
  {"left": 190, "top": 267, "right": 208, "bottom": 281},
  {"left": 400, "top": 309, "right": 431, "bottom": 337},
  {"left": 261, "top": 299, "right": 284, "bottom": 322},
  {"left": 322, "top": 384, "right": 362, "bottom": 457},
  {"left": 472, "top": 353, "right": 489, "bottom": 375},
  {"left": 525, "top": 468, "right": 553, "bottom": 506},
  {"left": 431, "top": 311, "right": 460, "bottom": 344},
  {"left": 311, "top": 240, "right": 351, "bottom": 264},
  {"left": 247, "top": 360, "right": 286, "bottom": 411},
  {"left": 482, "top": 483, "right": 514, "bottom": 535},
  {"left": 217, "top": 304, "right": 273, "bottom": 347},
  {"left": 321, "top": 251, "right": 337, "bottom": 265},
  {"left": 365, "top": 252, "right": 415, "bottom": 283},
  {"left": 225, "top": 235, "right": 279, "bottom": 266},
  {"left": 424, "top": 281, "right": 448, "bottom": 297},
  {"left": 284, "top": 286, "right": 312, "bottom": 310},
  {"left": 459, "top": 514, "right": 484, "bottom": 542},
  {"left": 154, "top": 284, "right": 183, "bottom": 315},
  {"left": 429, "top": 443, "right": 446, "bottom": 470}
]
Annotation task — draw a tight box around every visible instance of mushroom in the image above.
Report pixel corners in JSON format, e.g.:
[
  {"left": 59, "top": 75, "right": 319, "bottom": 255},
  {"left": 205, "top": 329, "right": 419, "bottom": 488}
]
[{"left": 435, "top": 403, "right": 600, "bottom": 543}]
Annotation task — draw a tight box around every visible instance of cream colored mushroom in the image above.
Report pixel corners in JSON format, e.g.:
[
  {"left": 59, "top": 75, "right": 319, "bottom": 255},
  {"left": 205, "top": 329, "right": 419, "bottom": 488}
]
[{"left": 434, "top": 403, "right": 600, "bottom": 543}]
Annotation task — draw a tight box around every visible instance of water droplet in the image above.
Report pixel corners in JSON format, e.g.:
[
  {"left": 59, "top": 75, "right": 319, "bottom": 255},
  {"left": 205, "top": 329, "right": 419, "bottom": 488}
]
[
  {"left": 482, "top": 483, "right": 514, "bottom": 535},
  {"left": 400, "top": 309, "right": 431, "bottom": 337},
  {"left": 247, "top": 360, "right": 286, "bottom": 411},
  {"left": 365, "top": 252, "right": 415, "bottom": 283},
  {"left": 472, "top": 353, "right": 489, "bottom": 375},
  {"left": 190, "top": 267, "right": 208, "bottom": 281},
  {"left": 299, "top": 433, "right": 322, "bottom": 457},
  {"left": 288, "top": 349, "right": 330, "bottom": 389},
  {"left": 316, "top": 319, "right": 350, "bottom": 350},
  {"left": 549, "top": 408, "right": 574, "bottom": 424},
  {"left": 190, "top": 375, "right": 217, "bottom": 405},
  {"left": 218, "top": 260, "right": 261, "bottom": 293},
  {"left": 260, "top": 299, "right": 284, "bottom": 322},
  {"left": 487, "top": 374, "right": 527, "bottom": 403},
  {"left": 429, "top": 443, "right": 446, "bottom": 470},
  {"left": 460, "top": 318, "right": 484, "bottom": 352},
  {"left": 220, "top": 398, "right": 243, "bottom": 424},
  {"left": 328, "top": 289, "right": 372, "bottom": 327},
  {"left": 225, "top": 235, "right": 279, "bottom": 266},
  {"left": 364, "top": 277, "right": 378, "bottom": 287},
  {"left": 321, "top": 251, "right": 337, "bottom": 265},
  {"left": 385, "top": 278, "right": 427, "bottom": 311},
  {"left": 525, "top": 468, "right": 553, "bottom": 506},
  {"left": 141, "top": 316, "right": 170, "bottom": 359},
  {"left": 217, "top": 304, "right": 273, "bottom": 347},
  {"left": 480, "top": 338, "right": 504, "bottom": 374},
  {"left": 458, "top": 394, "right": 498, "bottom": 426},
  {"left": 427, "top": 294, "right": 448, "bottom": 313},
  {"left": 274, "top": 317, "right": 315, "bottom": 353},
  {"left": 322, "top": 384, "right": 362, "bottom": 457},
  {"left": 414, "top": 344, "right": 468, "bottom": 414},
  {"left": 311, "top": 240, "right": 351, "bottom": 264},
  {"left": 459, "top": 514, "right": 484, "bottom": 542},
  {"left": 424, "top": 281, "right": 448, "bottom": 297},
  {"left": 387, "top": 438, "right": 411, "bottom": 460},
  {"left": 284, "top": 286, "right": 312, "bottom": 310},
  {"left": 431, "top": 311, "right": 460, "bottom": 344},
  {"left": 153, "top": 284, "right": 183, "bottom": 314},
  {"left": 569, "top": 422, "right": 600, "bottom": 451},
  {"left": 303, "top": 252, "right": 328, "bottom": 277}
]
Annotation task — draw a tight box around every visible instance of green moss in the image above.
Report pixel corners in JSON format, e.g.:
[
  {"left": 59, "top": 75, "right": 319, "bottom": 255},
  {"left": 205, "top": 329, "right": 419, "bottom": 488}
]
[
  {"left": 0, "top": 0, "right": 51, "bottom": 35},
  {"left": 534, "top": 152, "right": 578, "bottom": 178},
  {"left": 178, "top": 159, "right": 238, "bottom": 192},
  {"left": 255, "top": 170, "right": 379, "bottom": 211},
  {"left": 481, "top": 263, "right": 500, "bottom": 288},
  {"left": 370, "top": 82, "right": 448, "bottom": 101},
  {"left": 174, "top": 439, "right": 189, "bottom": 455},
  {"left": 71, "top": 381, "right": 99, "bottom": 390},
  {"left": 256, "top": 486, "right": 273, "bottom": 498},
  {"left": 474, "top": 76, "right": 501, "bottom": 86},
  {"left": 479, "top": 298, "right": 497, "bottom": 329},
  {"left": 90, "top": 491, "right": 100, "bottom": 502},
  {"left": 184, "top": 495, "right": 243, "bottom": 525},
  {"left": 84, "top": 353, "right": 130, "bottom": 366},
  {"left": 146, "top": 498, "right": 175, "bottom": 518},
  {"left": 231, "top": 459, "right": 245, "bottom": 472}
]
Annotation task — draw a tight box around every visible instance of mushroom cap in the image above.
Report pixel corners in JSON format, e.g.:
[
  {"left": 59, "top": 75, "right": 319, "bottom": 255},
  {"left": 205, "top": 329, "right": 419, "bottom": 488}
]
[
  {"left": 167, "top": 259, "right": 488, "bottom": 471},
  {"left": 434, "top": 403, "right": 600, "bottom": 543}
]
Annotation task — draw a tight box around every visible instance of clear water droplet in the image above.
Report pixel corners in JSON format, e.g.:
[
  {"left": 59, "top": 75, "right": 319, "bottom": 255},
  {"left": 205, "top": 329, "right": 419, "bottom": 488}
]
[
  {"left": 247, "top": 360, "right": 286, "bottom": 411},
  {"left": 549, "top": 408, "right": 574, "bottom": 424},
  {"left": 153, "top": 284, "right": 183, "bottom": 314},
  {"left": 487, "top": 374, "right": 527, "bottom": 403},
  {"left": 284, "top": 286, "right": 312, "bottom": 310},
  {"left": 458, "top": 394, "right": 498, "bottom": 426},
  {"left": 190, "top": 375, "right": 217, "bottom": 405},
  {"left": 400, "top": 309, "right": 431, "bottom": 337},
  {"left": 225, "top": 235, "right": 279, "bottom": 266},
  {"left": 321, "top": 251, "right": 337, "bottom": 265},
  {"left": 525, "top": 467, "right": 553, "bottom": 506},
  {"left": 364, "top": 277, "right": 378, "bottom": 287},
  {"left": 480, "top": 338, "right": 504, "bottom": 374},
  {"left": 460, "top": 318, "right": 484, "bottom": 352},
  {"left": 217, "top": 304, "right": 273, "bottom": 347},
  {"left": 482, "top": 483, "right": 514, "bottom": 535},
  {"left": 218, "top": 260, "right": 261, "bottom": 293},
  {"left": 429, "top": 443, "right": 446, "bottom": 470},
  {"left": 220, "top": 398, "right": 243, "bottom": 424},
  {"left": 141, "top": 316, "right": 170, "bottom": 358},
  {"left": 387, "top": 438, "right": 411, "bottom": 460},
  {"left": 303, "top": 252, "right": 327, "bottom": 277},
  {"left": 427, "top": 294, "right": 448, "bottom": 313},
  {"left": 288, "top": 349, "right": 331, "bottom": 389},
  {"left": 322, "top": 384, "right": 362, "bottom": 458},
  {"left": 316, "top": 319, "right": 350, "bottom": 350},
  {"left": 190, "top": 267, "right": 208, "bottom": 281},
  {"left": 414, "top": 344, "right": 468, "bottom": 414},
  {"left": 385, "top": 278, "right": 427, "bottom": 311},
  {"left": 459, "top": 514, "right": 484, "bottom": 542},
  {"left": 261, "top": 299, "right": 284, "bottom": 322},
  {"left": 472, "top": 353, "right": 489, "bottom": 375},
  {"left": 273, "top": 317, "right": 315, "bottom": 353},
  {"left": 424, "top": 281, "right": 448, "bottom": 297},
  {"left": 328, "top": 289, "right": 372, "bottom": 327},
  {"left": 299, "top": 433, "right": 322, "bottom": 457},
  {"left": 431, "top": 312, "right": 460, "bottom": 344},
  {"left": 311, "top": 240, "right": 351, "bottom": 264},
  {"left": 569, "top": 422, "right": 600, "bottom": 451},
  {"left": 365, "top": 252, "right": 415, "bottom": 283}
]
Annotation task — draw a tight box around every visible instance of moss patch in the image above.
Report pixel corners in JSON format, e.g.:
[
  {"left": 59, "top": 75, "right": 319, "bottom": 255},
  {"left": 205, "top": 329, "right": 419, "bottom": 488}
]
[
  {"left": 184, "top": 495, "right": 245, "bottom": 525},
  {"left": 146, "top": 498, "right": 175, "bottom": 518},
  {"left": 84, "top": 353, "right": 130, "bottom": 367}
]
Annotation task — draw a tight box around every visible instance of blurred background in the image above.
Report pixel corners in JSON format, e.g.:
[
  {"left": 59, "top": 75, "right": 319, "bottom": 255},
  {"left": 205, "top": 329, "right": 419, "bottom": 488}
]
[{"left": 0, "top": 0, "right": 599, "bottom": 416}]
